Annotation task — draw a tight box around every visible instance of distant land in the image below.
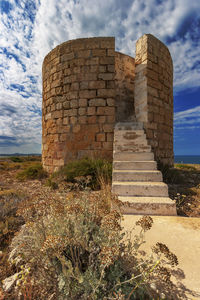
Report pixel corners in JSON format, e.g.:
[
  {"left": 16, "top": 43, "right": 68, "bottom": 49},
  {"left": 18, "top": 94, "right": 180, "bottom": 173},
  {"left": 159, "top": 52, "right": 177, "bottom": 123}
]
[{"left": 0, "top": 153, "right": 41, "bottom": 157}]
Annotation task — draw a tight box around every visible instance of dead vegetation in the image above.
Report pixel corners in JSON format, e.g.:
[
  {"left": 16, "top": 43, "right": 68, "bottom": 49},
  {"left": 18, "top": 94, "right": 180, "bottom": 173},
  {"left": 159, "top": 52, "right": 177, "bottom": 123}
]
[{"left": 0, "top": 156, "right": 199, "bottom": 299}]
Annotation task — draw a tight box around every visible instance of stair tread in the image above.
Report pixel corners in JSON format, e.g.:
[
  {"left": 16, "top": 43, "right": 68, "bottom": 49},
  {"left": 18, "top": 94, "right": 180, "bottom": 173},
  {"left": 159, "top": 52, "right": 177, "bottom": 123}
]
[
  {"left": 114, "top": 151, "right": 152, "bottom": 154},
  {"left": 112, "top": 181, "right": 167, "bottom": 186},
  {"left": 114, "top": 160, "right": 156, "bottom": 163},
  {"left": 118, "top": 196, "right": 174, "bottom": 203},
  {"left": 113, "top": 170, "right": 161, "bottom": 173}
]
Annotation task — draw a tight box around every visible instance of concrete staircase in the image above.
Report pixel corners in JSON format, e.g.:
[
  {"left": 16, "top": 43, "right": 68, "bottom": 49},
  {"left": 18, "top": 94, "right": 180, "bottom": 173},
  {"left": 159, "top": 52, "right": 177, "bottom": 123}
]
[{"left": 112, "top": 122, "right": 176, "bottom": 216}]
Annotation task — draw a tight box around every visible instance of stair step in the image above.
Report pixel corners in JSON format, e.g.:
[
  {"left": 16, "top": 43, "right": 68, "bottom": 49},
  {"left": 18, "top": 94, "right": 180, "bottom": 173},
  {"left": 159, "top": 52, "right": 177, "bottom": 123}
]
[
  {"left": 114, "top": 144, "right": 151, "bottom": 153},
  {"left": 112, "top": 121, "right": 176, "bottom": 216},
  {"left": 113, "top": 152, "right": 154, "bottom": 161},
  {"left": 115, "top": 122, "right": 143, "bottom": 130},
  {"left": 112, "top": 181, "right": 168, "bottom": 197},
  {"left": 117, "top": 196, "right": 177, "bottom": 216},
  {"left": 112, "top": 170, "right": 162, "bottom": 182},
  {"left": 113, "top": 161, "right": 157, "bottom": 170}
]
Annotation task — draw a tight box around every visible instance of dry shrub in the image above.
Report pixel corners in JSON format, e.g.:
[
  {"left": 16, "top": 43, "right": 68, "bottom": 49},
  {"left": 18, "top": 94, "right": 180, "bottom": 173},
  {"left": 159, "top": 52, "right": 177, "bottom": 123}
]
[{"left": 6, "top": 190, "right": 179, "bottom": 300}]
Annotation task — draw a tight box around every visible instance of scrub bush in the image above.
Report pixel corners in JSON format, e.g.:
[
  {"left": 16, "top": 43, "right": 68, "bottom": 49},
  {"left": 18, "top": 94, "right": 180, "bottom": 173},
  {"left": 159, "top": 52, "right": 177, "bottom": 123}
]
[{"left": 7, "top": 190, "right": 178, "bottom": 299}]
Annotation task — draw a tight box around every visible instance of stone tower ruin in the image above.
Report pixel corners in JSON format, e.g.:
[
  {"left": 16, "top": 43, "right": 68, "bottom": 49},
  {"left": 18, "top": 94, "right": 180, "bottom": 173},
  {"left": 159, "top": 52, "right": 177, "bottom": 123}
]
[{"left": 42, "top": 34, "right": 173, "bottom": 173}]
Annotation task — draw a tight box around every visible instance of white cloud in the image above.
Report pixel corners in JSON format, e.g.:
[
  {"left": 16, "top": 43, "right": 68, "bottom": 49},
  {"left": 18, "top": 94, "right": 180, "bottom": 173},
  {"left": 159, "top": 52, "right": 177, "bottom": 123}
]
[
  {"left": 0, "top": 0, "right": 200, "bottom": 153},
  {"left": 174, "top": 106, "right": 200, "bottom": 128}
]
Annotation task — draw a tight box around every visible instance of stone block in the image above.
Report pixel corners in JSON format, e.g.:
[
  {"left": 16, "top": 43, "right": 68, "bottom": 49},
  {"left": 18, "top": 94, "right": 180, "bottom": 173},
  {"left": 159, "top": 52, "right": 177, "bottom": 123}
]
[
  {"left": 107, "top": 98, "right": 115, "bottom": 106},
  {"left": 79, "top": 90, "right": 96, "bottom": 99},
  {"left": 100, "top": 39, "right": 114, "bottom": 49},
  {"left": 99, "top": 66, "right": 106, "bottom": 72},
  {"left": 98, "top": 73, "right": 114, "bottom": 80},
  {"left": 96, "top": 133, "right": 105, "bottom": 142},
  {"left": 79, "top": 98, "right": 88, "bottom": 107},
  {"left": 97, "top": 89, "right": 115, "bottom": 97},
  {"left": 78, "top": 107, "right": 86, "bottom": 115},
  {"left": 107, "top": 115, "right": 115, "bottom": 123},
  {"left": 70, "top": 116, "right": 77, "bottom": 124},
  {"left": 107, "top": 81, "right": 115, "bottom": 88},
  {"left": 73, "top": 124, "right": 81, "bottom": 133},
  {"left": 107, "top": 49, "right": 115, "bottom": 56},
  {"left": 61, "top": 52, "right": 74, "bottom": 62},
  {"left": 70, "top": 99, "right": 78, "bottom": 108},
  {"left": 105, "top": 107, "right": 115, "bottom": 115},
  {"left": 77, "top": 50, "right": 91, "bottom": 58},
  {"left": 102, "top": 141, "right": 113, "bottom": 150},
  {"left": 89, "top": 98, "right": 106, "bottom": 106},
  {"left": 64, "top": 108, "right": 77, "bottom": 116},
  {"left": 100, "top": 57, "right": 115, "bottom": 65},
  {"left": 79, "top": 116, "right": 87, "bottom": 124},
  {"left": 106, "top": 132, "right": 114, "bottom": 142},
  {"left": 80, "top": 81, "right": 89, "bottom": 89},
  {"left": 88, "top": 116, "right": 97, "bottom": 124},
  {"left": 68, "top": 91, "right": 78, "bottom": 99},
  {"left": 103, "top": 123, "right": 114, "bottom": 132},
  {"left": 92, "top": 49, "right": 106, "bottom": 56},
  {"left": 89, "top": 81, "right": 105, "bottom": 89},
  {"left": 71, "top": 82, "right": 79, "bottom": 90},
  {"left": 63, "top": 117, "right": 69, "bottom": 125},
  {"left": 52, "top": 111, "right": 62, "bottom": 119},
  {"left": 60, "top": 133, "right": 67, "bottom": 142},
  {"left": 98, "top": 116, "right": 106, "bottom": 123},
  {"left": 63, "top": 101, "right": 70, "bottom": 109},
  {"left": 85, "top": 57, "right": 99, "bottom": 65},
  {"left": 92, "top": 142, "right": 102, "bottom": 149},
  {"left": 96, "top": 107, "right": 105, "bottom": 115},
  {"left": 63, "top": 85, "right": 70, "bottom": 93},
  {"left": 87, "top": 107, "right": 96, "bottom": 115}
]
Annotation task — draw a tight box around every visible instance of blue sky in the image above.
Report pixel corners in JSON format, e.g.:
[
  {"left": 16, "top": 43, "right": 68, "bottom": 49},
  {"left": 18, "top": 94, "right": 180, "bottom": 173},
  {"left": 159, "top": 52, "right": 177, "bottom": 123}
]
[{"left": 0, "top": 0, "right": 200, "bottom": 155}]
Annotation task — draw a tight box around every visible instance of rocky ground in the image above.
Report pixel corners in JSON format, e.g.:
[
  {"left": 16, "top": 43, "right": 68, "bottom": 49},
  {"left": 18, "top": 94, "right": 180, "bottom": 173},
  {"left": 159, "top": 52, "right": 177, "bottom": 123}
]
[{"left": 0, "top": 156, "right": 200, "bottom": 298}]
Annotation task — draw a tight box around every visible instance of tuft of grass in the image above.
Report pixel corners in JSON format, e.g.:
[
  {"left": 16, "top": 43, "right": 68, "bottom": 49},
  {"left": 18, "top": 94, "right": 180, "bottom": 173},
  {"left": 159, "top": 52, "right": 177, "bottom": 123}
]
[
  {"left": 56, "top": 157, "right": 112, "bottom": 189},
  {"left": 16, "top": 163, "right": 47, "bottom": 181}
]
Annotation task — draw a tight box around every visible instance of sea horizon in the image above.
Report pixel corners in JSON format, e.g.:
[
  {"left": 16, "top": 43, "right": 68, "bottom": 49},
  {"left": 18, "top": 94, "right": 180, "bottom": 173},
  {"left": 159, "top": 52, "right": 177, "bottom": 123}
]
[
  {"left": 174, "top": 155, "right": 200, "bottom": 164},
  {"left": 0, "top": 153, "right": 200, "bottom": 164}
]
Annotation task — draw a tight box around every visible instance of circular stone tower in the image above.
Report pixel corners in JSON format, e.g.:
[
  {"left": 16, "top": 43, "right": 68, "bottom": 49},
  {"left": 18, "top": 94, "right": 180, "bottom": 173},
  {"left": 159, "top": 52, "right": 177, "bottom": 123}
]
[
  {"left": 42, "top": 37, "right": 117, "bottom": 172},
  {"left": 42, "top": 35, "right": 173, "bottom": 173}
]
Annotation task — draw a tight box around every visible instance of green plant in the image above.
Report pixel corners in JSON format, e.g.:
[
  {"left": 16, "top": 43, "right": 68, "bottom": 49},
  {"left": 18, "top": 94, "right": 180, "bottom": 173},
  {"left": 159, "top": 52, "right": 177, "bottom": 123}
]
[
  {"left": 57, "top": 157, "right": 112, "bottom": 189},
  {"left": 16, "top": 163, "right": 47, "bottom": 181},
  {"left": 8, "top": 189, "right": 178, "bottom": 299}
]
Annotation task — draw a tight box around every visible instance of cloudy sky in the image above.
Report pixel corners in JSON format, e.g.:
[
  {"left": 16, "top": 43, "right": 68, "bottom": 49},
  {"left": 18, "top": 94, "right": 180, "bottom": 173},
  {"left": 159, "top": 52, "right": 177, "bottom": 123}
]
[{"left": 0, "top": 0, "right": 200, "bottom": 155}]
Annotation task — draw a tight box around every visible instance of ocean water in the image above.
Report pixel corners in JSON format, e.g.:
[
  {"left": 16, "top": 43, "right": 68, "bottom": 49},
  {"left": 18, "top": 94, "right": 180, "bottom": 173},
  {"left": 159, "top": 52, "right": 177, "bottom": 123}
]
[
  {"left": 174, "top": 155, "right": 200, "bottom": 164},
  {"left": 0, "top": 154, "right": 199, "bottom": 164}
]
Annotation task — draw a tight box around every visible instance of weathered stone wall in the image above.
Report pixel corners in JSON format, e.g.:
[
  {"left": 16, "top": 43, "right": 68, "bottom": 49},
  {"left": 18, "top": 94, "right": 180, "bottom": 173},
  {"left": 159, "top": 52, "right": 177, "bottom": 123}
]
[
  {"left": 134, "top": 34, "right": 173, "bottom": 166},
  {"left": 42, "top": 34, "right": 174, "bottom": 172},
  {"left": 115, "top": 52, "right": 135, "bottom": 121},
  {"left": 42, "top": 37, "right": 116, "bottom": 172}
]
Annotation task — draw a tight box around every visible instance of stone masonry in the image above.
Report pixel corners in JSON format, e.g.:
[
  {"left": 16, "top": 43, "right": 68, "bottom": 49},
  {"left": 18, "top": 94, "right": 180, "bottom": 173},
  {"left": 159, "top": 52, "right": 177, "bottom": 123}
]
[{"left": 42, "top": 34, "right": 174, "bottom": 173}]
